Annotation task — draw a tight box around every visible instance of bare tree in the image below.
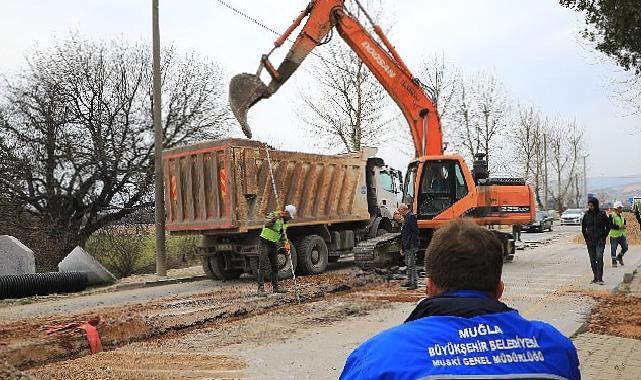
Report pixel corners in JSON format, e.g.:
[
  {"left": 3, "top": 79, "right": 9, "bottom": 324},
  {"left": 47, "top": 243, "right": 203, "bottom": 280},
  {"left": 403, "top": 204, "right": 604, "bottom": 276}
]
[
  {"left": 297, "top": 1, "right": 393, "bottom": 152},
  {"left": 450, "top": 72, "right": 510, "bottom": 169},
  {"left": 510, "top": 104, "right": 549, "bottom": 208},
  {"left": 419, "top": 54, "right": 461, "bottom": 130},
  {"left": 0, "top": 36, "right": 233, "bottom": 269},
  {"left": 547, "top": 119, "right": 584, "bottom": 210}
]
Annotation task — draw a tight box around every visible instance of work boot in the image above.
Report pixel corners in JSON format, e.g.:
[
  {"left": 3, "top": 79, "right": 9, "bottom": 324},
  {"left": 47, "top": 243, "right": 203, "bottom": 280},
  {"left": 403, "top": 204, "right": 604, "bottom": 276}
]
[
  {"left": 406, "top": 284, "right": 418, "bottom": 290},
  {"left": 590, "top": 278, "right": 597, "bottom": 284},
  {"left": 257, "top": 287, "right": 267, "bottom": 297},
  {"left": 617, "top": 254, "right": 624, "bottom": 266},
  {"left": 611, "top": 258, "right": 618, "bottom": 268},
  {"left": 401, "top": 281, "right": 413, "bottom": 288},
  {"left": 597, "top": 280, "right": 605, "bottom": 286},
  {"left": 272, "top": 286, "right": 287, "bottom": 294}
]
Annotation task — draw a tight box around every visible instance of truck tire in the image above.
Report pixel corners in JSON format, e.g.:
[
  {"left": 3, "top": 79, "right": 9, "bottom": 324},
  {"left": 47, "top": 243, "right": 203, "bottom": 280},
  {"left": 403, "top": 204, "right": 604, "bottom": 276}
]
[
  {"left": 201, "top": 255, "right": 242, "bottom": 281},
  {"left": 295, "top": 235, "right": 329, "bottom": 275},
  {"left": 250, "top": 245, "right": 297, "bottom": 280}
]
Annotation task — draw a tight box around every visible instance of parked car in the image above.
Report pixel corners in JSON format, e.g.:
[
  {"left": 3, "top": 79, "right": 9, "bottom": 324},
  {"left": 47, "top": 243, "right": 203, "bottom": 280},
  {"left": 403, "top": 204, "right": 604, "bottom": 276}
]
[
  {"left": 523, "top": 210, "right": 554, "bottom": 232},
  {"left": 560, "top": 209, "right": 584, "bottom": 225}
]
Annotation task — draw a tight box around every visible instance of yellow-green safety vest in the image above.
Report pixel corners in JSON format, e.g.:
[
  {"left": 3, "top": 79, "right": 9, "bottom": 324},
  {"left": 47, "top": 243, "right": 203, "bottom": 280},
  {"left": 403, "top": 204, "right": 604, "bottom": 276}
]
[
  {"left": 609, "top": 213, "right": 626, "bottom": 238},
  {"left": 260, "top": 212, "right": 287, "bottom": 243}
]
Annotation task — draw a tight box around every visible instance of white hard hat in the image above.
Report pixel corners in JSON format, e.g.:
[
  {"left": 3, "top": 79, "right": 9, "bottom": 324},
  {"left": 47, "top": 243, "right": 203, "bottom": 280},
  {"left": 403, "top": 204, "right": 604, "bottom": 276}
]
[
  {"left": 285, "top": 204, "right": 297, "bottom": 218},
  {"left": 613, "top": 201, "right": 623, "bottom": 209}
]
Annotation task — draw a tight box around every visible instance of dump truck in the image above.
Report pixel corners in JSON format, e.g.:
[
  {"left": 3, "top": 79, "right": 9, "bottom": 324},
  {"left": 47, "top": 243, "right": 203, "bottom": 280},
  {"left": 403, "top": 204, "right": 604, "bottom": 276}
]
[{"left": 163, "top": 138, "right": 403, "bottom": 280}]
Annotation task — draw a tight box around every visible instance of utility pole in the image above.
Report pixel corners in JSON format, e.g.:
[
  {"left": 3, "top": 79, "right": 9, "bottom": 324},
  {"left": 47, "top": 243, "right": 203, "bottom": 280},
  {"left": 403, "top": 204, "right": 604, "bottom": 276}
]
[
  {"left": 543, "top": 133, "right": 548, "bottom": 210},
  {"left": 582, "top": 154, "right": 588, "bottom": 204},
  {"left": 152, "top": 0, "right": 166, "bottom": 276}
]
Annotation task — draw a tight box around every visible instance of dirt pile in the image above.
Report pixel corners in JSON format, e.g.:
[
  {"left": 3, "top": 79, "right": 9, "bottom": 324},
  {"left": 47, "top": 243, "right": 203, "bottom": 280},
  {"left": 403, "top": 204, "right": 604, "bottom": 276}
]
[
  {"left": 1, "top": 269, "right": 384, "bottom": 370},
  {"left": 572, "top": 212, "right": 640, "bottom": 245},
  {"left": 27, "top": 352, "right": 247, "bottom": 380},
  {"left": 0, "top": 359, "right": 31, "bottom": 380},
  {"left": 587, "top": 294, "right": 641, "bottom": 339}
]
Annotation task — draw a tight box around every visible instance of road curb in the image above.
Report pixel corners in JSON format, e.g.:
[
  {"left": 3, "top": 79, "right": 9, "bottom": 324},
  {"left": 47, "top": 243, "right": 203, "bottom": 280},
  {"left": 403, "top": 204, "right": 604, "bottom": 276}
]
[{"left": 110, "top": 274, "right": 209, "bottom": 292}]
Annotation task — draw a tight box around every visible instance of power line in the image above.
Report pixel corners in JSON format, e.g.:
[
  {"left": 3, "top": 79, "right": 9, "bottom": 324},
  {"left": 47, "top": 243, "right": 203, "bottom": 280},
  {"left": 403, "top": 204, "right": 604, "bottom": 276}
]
[
  {"left": 213, "top": 0, "right": 352, "bottom": 74},
  {"left": 215, "top": 0, "right": 283, "bottom": 38}
]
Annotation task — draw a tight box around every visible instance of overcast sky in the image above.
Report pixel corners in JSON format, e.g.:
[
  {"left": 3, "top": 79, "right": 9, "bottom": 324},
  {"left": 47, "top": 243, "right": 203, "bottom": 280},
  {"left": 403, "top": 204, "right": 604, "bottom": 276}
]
[{"left": 1, "top": 0, "right": 639, "bottom": 178}]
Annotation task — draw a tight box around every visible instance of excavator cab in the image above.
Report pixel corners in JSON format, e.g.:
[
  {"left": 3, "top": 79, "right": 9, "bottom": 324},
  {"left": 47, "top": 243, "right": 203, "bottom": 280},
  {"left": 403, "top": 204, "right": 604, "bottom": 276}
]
[{"left": 404, "top": 158, "right": 472, "bottom": 221}]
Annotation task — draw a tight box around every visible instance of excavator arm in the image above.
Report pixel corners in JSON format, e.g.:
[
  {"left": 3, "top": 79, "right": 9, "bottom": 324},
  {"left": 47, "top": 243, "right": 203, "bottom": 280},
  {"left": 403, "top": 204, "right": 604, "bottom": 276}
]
[{"left": 229, "top": 0, "right": 443, "bottom": 157}]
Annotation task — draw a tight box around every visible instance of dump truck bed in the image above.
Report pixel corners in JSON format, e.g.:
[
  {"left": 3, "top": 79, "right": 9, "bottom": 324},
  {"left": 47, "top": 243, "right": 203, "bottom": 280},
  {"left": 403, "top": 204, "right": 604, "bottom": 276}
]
[{"left": 163, "top": 139, "right": 371, "bottom": 234}]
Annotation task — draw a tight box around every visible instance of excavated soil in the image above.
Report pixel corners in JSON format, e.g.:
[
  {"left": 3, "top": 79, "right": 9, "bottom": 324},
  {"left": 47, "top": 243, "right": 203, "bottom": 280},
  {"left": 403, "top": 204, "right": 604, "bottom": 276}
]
[
  {"left": 587, "top": 294, "right": 641, "bottom": 340},
  {"left": 0, "top": 360, "right": 32, "bottom": 380},
  {"left": 28, "top": 352, "right": 247, "bottom": 380},
  {"left": 26, "top": 280, "right": 416, "bottom": 379},
  {"left": 2, "top": 270, "right": 384, "bottom": 371}
]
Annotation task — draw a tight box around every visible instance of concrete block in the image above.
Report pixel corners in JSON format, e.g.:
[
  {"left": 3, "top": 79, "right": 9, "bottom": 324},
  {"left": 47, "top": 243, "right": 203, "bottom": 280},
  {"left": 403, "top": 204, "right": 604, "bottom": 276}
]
[
  {"left": 58, "top": 246, "right": 116, "bottom": 285},
  {"left": 0, "top": 235, "right": 35, "bottom": 275}
]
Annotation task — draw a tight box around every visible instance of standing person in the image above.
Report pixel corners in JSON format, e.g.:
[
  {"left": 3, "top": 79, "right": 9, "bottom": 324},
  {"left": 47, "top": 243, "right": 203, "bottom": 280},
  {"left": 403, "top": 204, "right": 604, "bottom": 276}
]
[
  {"left": 257, "top": 204, "right": 296, "bottom": 296},
  {"left": 582, "top": 197, "right": 610, "bottom": 284},
  {"left": 398, "top": 203, "right": 419, "bottom": 290},
  {"left": 512, "top": 224, "right": 522, "bottom": 242},
  {"left": 339, "top": 219, "right": 580, "bottom": 380},
  {"left": 634, "top": 198, "right": 641, "bottom": 227},
  {"left": 609, "top": 201, "right": 628, "bottom": 267}
]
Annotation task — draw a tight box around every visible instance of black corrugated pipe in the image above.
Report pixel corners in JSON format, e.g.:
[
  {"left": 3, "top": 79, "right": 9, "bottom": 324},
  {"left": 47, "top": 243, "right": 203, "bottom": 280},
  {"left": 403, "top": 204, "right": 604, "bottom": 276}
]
[{"left": 0, "top": 272, "right": 88, "bottom": 299}]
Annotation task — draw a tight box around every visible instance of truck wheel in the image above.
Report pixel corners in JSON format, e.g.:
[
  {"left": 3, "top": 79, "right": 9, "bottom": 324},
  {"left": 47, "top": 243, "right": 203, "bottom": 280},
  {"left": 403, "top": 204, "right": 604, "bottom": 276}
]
[
  {"left": 201, "top": 255, "right": 242, "bottom": 281},
  {"left": 249, "top": 245, "right": 297, "bottom": 280},
  {"left": 295, "top": 235, "right": 329, "bottom": 275}
]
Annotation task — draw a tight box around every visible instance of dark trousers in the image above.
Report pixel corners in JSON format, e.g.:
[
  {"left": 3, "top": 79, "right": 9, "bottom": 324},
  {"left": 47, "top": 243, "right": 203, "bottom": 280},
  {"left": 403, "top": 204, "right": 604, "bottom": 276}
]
[
  {"left": 587, "top": 242, "right": 605, "bottom": 281},
  {"left": 610, "top": 236, "right": 628, "bottom": 259},
  {"left": 257, "top": 238, "right": 279, "bottom": 289},
  {"left": 405, "top": 246, "right": 418, "bottom": 286}
]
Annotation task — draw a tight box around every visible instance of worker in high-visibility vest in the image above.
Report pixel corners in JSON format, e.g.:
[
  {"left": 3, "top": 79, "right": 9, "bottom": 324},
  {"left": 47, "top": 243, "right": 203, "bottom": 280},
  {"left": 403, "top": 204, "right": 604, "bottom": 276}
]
[
  {"left": 257, "top": 204, "right": 296, "bottom": 296},
  {"left": 608, "top": 201, "right": 628, "bottom": 267},
  {"left": 634, "top": 198, "right": 641, "bottom": 226}
]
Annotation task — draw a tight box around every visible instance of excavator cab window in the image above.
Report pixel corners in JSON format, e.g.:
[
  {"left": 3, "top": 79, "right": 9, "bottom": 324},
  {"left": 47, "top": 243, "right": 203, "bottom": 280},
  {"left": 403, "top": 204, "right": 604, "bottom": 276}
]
[
  {"left": 454, "top": 163, "right": 468, "bottom": 200},
  {"left": 403, "top": 163, "right": 417, "bottom": 212},
  {"left": 418, "top": 160, "right": 455, "bottom": 219}
]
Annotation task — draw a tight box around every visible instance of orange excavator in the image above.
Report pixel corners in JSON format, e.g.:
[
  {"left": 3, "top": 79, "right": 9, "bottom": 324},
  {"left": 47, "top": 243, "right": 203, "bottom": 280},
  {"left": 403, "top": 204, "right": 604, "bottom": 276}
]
[{"left": 229, "top": 0, "right": 535, "bottom": 263}]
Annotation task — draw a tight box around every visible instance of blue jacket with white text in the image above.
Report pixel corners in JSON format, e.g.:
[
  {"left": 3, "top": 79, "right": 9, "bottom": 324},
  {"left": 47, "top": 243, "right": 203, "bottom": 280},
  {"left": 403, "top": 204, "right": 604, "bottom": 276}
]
[{"left": 339, "top": 290, "right": 580, "bottom": 380}]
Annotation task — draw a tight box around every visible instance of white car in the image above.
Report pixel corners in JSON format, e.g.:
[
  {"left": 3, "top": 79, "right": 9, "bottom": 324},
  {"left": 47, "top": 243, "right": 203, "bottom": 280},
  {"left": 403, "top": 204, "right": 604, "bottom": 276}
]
[{"left": 560, "top": 209, "right": 584, "bottom": 225}]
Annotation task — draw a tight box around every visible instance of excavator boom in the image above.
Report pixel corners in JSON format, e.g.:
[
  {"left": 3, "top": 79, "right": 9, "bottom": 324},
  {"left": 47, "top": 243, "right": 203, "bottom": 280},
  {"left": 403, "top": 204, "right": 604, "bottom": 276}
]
[{"left": 229, "top": 0, "right": 443, "bottom": 157}]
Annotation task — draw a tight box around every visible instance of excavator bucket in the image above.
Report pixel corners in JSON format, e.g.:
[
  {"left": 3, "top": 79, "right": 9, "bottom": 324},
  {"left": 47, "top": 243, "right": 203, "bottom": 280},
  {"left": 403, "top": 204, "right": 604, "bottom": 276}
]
[{"left": 229, "top": 73, "right": 273, "bottom": 139}]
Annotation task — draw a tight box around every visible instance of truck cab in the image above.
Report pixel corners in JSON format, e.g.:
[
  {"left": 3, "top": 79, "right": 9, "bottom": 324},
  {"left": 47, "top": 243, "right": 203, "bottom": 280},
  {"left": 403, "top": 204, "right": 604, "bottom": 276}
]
[{"left": 366, "top": 157, "right": 402, "bottom": 225}]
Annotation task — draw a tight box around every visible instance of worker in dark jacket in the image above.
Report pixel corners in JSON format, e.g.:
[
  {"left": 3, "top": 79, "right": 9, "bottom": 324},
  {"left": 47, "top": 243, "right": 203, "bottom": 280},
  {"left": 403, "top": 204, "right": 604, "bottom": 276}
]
[
  {"left": 398, "top": 203, "right": 419, "bottom": 290},
  {"left": 582, "top": 197, "right": 610, "bottom": 285},
  {"left": 340, "top": 219, "right": 580, "bottom": 380}
]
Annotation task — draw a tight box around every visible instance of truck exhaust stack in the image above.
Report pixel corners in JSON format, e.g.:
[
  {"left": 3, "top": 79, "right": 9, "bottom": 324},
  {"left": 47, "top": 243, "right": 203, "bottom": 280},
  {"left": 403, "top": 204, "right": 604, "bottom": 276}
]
[{"left": 229, "top": 73, "right": 273, "bottom": 138}]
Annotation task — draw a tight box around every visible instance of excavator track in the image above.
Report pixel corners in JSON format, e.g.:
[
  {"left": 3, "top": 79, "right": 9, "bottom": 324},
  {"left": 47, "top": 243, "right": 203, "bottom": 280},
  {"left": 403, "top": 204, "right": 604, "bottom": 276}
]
[{"left": 353, "top": 232, "right": 402, "bottom": 270}]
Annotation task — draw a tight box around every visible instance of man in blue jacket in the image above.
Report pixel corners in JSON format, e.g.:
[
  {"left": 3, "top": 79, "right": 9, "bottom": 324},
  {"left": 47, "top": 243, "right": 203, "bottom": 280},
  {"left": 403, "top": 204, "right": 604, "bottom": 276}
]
[
  {"left": 340, "top": 219, "right": 580, "bottom": 380},
  {"left": 398, "top": 203, "right": 420, "bottom": 290}
]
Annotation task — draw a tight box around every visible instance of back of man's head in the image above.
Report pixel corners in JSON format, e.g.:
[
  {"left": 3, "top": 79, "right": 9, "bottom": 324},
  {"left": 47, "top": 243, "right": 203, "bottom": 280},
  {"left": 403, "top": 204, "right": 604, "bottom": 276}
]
[{"left": 425, "top": 219, "right": 503, "bottom": 294}]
